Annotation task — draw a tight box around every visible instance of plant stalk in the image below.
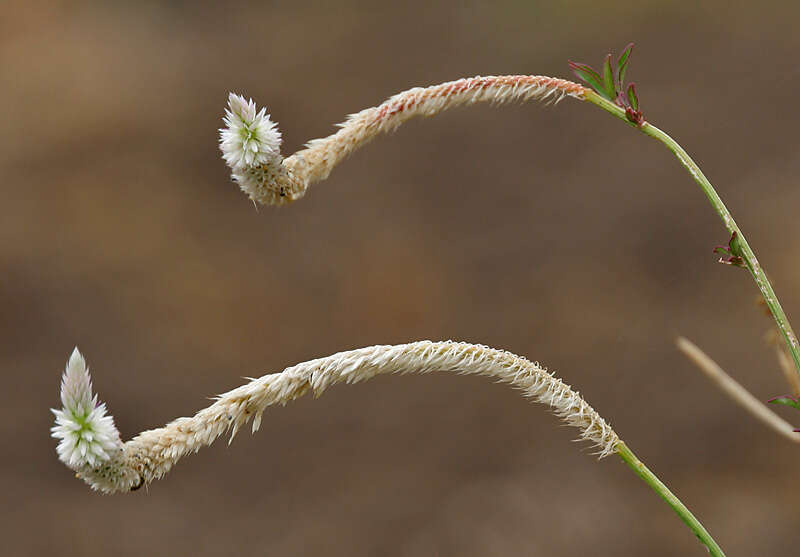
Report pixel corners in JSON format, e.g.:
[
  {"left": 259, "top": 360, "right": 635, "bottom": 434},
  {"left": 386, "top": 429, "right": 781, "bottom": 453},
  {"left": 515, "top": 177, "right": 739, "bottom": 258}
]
[
  {"left": 615, "top": 442, "right": 725, "bottom": 556},
  {"left": 584, "top": 90, "right": 800, "bottom": 378}
]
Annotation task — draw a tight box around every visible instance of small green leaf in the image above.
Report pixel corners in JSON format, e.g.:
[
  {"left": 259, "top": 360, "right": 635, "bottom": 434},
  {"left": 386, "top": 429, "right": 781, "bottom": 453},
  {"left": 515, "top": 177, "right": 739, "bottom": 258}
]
[
  {"left": 617, "top": 43, "right": 634, "bottom": 86},
  {"left": 569, "top": 61, "right": 605, "bottom": 95},
  {"left": 768, "top": 396, "right": 800, "bottom": 411},
  {"left": 601, "top": 54, "right": 616, "bottom": 100},
  {"left": 626, "top": 83, "right": 639, "bottom": 111}
]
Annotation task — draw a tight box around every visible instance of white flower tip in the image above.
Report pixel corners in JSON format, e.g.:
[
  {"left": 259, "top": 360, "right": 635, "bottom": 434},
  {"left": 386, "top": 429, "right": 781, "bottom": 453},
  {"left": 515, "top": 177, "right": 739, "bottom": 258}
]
[
  {"left": 60, "top": 346, "right": 91, "bottom": 412},
  {"left": 226, "top": 92, "right": 254, "bottom": 120},
  {"left": 220, "top": 92, "right": 282, "bottom": 171},
  {"left": 68, "top": 346, "right": 84, "bottom": 372},
  {"left": 52, "top": 348, "right": 122, "bottom": 471}
]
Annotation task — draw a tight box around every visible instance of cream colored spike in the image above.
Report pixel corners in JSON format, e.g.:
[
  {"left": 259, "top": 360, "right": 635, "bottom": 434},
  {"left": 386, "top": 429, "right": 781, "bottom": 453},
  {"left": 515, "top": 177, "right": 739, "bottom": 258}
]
[
  {"left": 53, "top": 341, "right": 619, "bottom": 493},
  {"left": 219, "top": 76, "right": 587, "bottom": 206}
]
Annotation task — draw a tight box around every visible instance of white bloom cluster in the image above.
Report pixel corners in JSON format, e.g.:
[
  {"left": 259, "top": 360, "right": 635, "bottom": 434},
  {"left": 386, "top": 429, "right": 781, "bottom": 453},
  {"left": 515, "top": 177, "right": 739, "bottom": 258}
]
[
  {"left": 51, "top": 348, "right": 122, "bottom": 469},
  {"left": 219, "top": 93, "right": 282, "bottom": 171}
]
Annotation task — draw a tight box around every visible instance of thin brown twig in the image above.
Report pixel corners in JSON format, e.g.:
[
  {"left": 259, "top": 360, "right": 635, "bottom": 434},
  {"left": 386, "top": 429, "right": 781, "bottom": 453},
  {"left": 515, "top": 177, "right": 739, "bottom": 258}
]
[
  {"left": 676, "top": 337, "right": 800, "bottom": 443},
  {"left": 775, "top": 346, "right": 800, "bottom": 397},
  {"left": 764, "top": 328, "right": 800, "bottom": 397}
]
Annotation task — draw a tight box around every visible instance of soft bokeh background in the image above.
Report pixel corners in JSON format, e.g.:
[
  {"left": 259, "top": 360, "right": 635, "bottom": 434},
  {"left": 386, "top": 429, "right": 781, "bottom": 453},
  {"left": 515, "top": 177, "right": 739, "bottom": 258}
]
[{"left": 4, "top": 1, "right": 800, "bottom": 555}]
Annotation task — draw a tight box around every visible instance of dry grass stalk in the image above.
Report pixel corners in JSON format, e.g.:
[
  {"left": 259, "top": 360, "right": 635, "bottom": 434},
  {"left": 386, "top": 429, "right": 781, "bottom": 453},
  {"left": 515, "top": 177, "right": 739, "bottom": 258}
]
[{"left": 676, "top": 337, "right": 799, "bottom": 443}]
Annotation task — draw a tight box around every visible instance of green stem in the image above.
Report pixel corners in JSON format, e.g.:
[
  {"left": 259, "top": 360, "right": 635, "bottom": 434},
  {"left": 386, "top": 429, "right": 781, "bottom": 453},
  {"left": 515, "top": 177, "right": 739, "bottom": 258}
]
[
  {"left": 584, "top": 89, "right": 800, "bottom": 377},
  {"left": 616, "top": 442, "right": 725, "bottom": 556}
]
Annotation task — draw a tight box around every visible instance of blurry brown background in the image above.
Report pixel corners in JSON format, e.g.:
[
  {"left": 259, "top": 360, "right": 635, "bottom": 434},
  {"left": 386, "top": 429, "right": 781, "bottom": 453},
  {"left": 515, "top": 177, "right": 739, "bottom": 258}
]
[{"left": 4, "top": 1, "right": 800, "bottom": 555}]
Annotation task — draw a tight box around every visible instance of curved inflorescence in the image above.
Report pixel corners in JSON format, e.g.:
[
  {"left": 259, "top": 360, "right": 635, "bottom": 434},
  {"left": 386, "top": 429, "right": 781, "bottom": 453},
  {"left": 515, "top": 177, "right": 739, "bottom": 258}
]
[
  {"left": 219, "top": 76, "right": 587, "bottom": 206},
  {"left": 52, "top": 341, "right": 620, "bottom": 494}
]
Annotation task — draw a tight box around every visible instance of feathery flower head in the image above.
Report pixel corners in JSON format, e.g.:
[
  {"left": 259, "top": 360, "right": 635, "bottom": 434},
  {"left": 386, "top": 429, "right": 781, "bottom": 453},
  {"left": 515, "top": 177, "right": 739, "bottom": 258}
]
[
  {"left": 219, "top": 93, "right": 282, "bottom": 170},
  {"left": 51, "top": 348, "right": 122, "bottom": 469}
]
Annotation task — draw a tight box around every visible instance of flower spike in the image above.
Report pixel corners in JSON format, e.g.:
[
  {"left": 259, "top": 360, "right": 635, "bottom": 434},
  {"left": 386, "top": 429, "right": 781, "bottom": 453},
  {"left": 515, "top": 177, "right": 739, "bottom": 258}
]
[
  {"left": 218, "top": 76, "right": 588, "bottom": 206},
  {"left": 52, "top": 342, "right": 620, "bottom": 493},
  {"left": 51, "top": 348, "right": 123, "bottom": 469},
  {"left": 219, "top": 93, "right": 282, "bottom": 170},
  {"left": 51, "top": 348, "right": 142, "bottom": 492}
]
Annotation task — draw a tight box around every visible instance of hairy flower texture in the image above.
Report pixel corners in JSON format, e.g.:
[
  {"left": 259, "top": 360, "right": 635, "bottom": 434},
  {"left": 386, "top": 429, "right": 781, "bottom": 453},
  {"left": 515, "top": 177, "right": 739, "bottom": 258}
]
[
  {"left": 219, "top": 76, "right": 588, "bottom": 207},
  {"left": 53, "top": 341, "right": 620, "bottom": 494},
  {"left": 51, "top": 349, "right": 134, "bottom": 490}
]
